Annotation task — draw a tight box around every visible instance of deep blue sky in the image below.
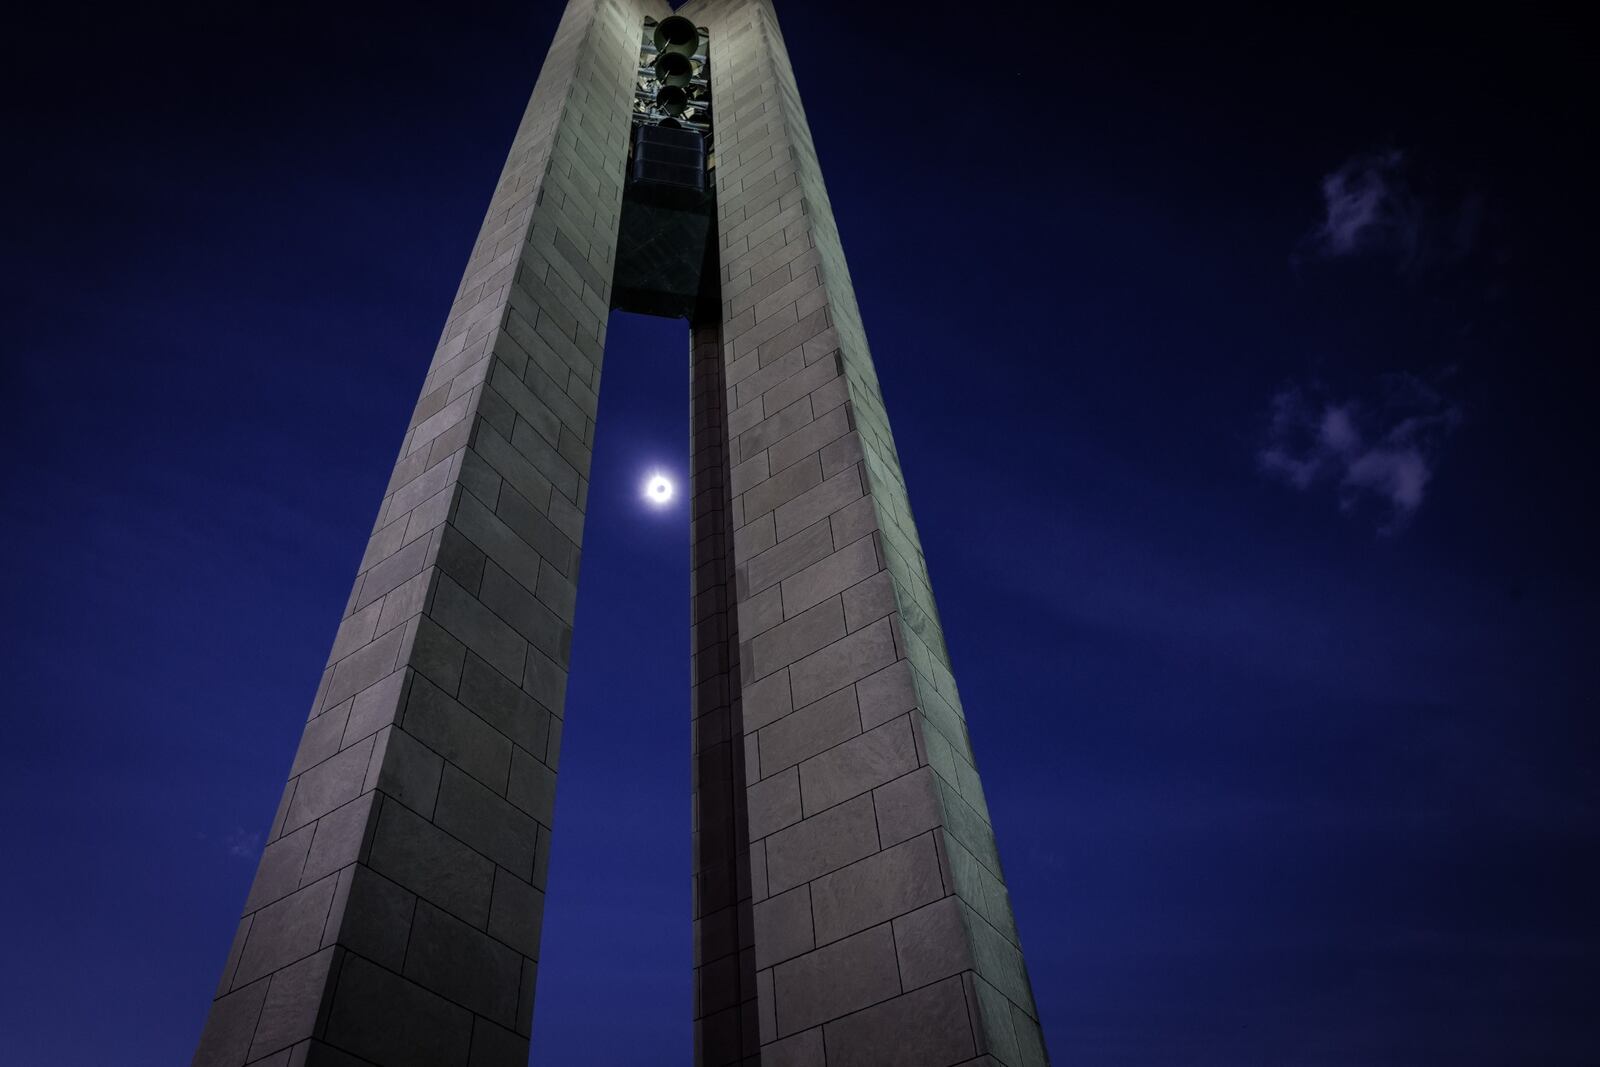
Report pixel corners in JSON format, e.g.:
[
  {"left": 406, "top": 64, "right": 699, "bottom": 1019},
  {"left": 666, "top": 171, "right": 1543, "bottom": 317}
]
[{"left": 2, "top": 2, "right": 1595, "bottom": 1064}]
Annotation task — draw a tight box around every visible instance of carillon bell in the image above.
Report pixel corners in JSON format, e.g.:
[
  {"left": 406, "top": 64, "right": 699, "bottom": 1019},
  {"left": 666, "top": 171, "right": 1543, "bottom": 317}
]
[
  {"left": 654, "top": 50, "right": 694, "bottom": 88},
  {"left": 656, "top": 84, "right": 691, "bottom": 117},
  {"left": 652, "top": 15, "right": 700, "bottom": 58}
]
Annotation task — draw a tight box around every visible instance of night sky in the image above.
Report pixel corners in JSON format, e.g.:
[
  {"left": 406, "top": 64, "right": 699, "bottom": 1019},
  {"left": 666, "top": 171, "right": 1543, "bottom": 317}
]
[{"left": 2, "top": 2, "right": 1595, "bottom": 1064}]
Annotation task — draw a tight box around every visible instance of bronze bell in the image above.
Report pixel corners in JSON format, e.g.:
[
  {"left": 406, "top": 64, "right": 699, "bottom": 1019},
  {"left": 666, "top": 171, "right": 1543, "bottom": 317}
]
[
  {"left": 656, "top": 84, "right": 690, "bottom": 117},
  {"left": 654, "top": 50, "right": 694, "bottom": 89},
  {"left": 652, "top": 15, "right": 700, "bottom": 58}
]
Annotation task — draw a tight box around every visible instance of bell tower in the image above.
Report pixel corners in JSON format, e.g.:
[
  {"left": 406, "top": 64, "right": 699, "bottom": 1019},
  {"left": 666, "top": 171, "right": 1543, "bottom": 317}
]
[{"left": 190, "top": 2, "right": 1050, "bottom": 1064}]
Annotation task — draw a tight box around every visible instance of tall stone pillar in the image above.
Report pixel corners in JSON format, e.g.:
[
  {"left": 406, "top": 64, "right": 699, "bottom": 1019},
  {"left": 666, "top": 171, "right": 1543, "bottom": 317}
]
[
  {"left": 191, "top": 0, "right": 666, "bottom": 1063},
  {"left": 680, "top": 1, "right": 1050, "bottom": 1062},
  {"left": 193, "top": 1, "right": 1049, "bottom": 1064}
]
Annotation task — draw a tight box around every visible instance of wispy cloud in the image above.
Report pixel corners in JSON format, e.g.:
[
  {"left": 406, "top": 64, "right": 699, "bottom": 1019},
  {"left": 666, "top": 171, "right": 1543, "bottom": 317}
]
[
  {"left": 1309, "top": 150, "right": 1418, "bottom": 261},
  {"left": 1258, "top": 375, "right": 1462, "bottom": 531},
  {"left": 1298, "top": 150, "right": 1484, "bottom": 273}
]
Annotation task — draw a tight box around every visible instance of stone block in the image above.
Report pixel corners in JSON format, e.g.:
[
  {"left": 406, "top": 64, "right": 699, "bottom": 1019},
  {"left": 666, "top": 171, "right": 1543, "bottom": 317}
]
[
  {"left": 828, "top": 495, "right": 878, "bottom": 551},
  {"left": 402, "top": 484, "right": 455, "bottom": 548},
  {"left": 799, "top": 713, "right": 916, "bottom": 816},
  {"left": 739, "top": 395, "right": 814, "bottom": 462},
  {"left": 535, "top": 560, "right": 578, "bottom": 623},
  {"left": 498, "top": 476, "right": 581, "bottom": 575},
  {"left": 788, "top": 618, "right": 896, "bottom": 708},
  {"left": 233, "top": 875, "right": 339, "bottom": 987},
  {"left": 335, "top": 865, "right": 415, "bottom": 972},
  {"left": 469, "top": 1017, "right": 531, "bottom": 1066},
  {"left": 362, "top": 725, "right": 443, "bottom": 818},
  {"left": 696, "top": 1009, "right": 741, "bottom": 1066},
  {"left": 326, "top": 604, "right": 381, "bottom": 672},
  {"left": 247, "top": 947, "right": 337, "bottom": 1061},
  {"left": 322, "top": 627, "right": 406, "bottom": 712},
  {"left": 774, "top": 466, "right": 863, "bottom": 543},
  {"left": 766, "top": 397, "right": 846, "bottom": 476},
  {"left": 402, "top": 674, "right": 511, "bottom": 793},
  {"left": 842, "top": 570, "right": 896, "bottom": 634},
  {"left": 522, "top": 644, "right": 569, "bottom": 721},
  {"left": 1010, "top": 1004, "right": 1050, "bottom": 1067},
  {"left": 780, "top": 536, "right": 878, "bottom": 619},
  {"left": 386, "top": 452, "right": 456, "bottom": 526},
  {"left": 367, "top": 798, "right": 494, "bottom": 928},
  {"left": 489, "top": 866, "right": 546, "bottom": 959},
  {"left": 358, "top": 517, "right": 409, "bottom": 576},
  {"left": 738, "top": 582, "right": 784, "bottom": 638},
  {"left": 515, "top": 748, "right": 566, "bottom": 831},
  {"left": 434, "top": 765, "right": 540, "bottom": 880},
  {"left": 935, "top": 776, "right": 1002, "bottom": 879},
  {"left": 963, "top": 973, "right": 1023, "bottom": 1066},
  {"left": 400, "top": 617, "right": 465, "bottom": 698},
  {"left": 698, "top": 951, "right": 743, "bottom": 1017},
  {"left": 747, "top": 766, "right": 801, "bottom": 841},
  {"left": 750, "top": 597, "right": 845, "bottom": 680},
  {"left": 284, "top": 737, "right": 375, "bottom": 835},
  {"left": 408, "top": 392, "right": 474, "bottom": 459},
  {"left": 192, "top": 978, "right": 268, "bottom": 1067},
  {"left": 761, "top": 350, "right": 839, "bottom": 417},
  {"left": 963, "top": 898, "right": 1037, "bottom": 1019},
  {"left": 404, "top": 901, "right": 522, "bottom": 1026},
  {"left": 821, "top": 976, "right": 976, "bottom": 1067},
  {"left": 892, "top": 896, "right": 974, "bottom": 991},
  {"left": 809, "top": 833, "right": 943, "bottom": 946},
  {"left": 734, "top": 510, "right": 777, "bottom": 558},
  {"left": 375, "top": 570, "right": 431, "bottom": 638},
  {"left": 342, "top": 670, "right": 409, "bottom": 747},
  {"left": 354, "top": 536, "right": 431, "bottom": 613},
  {"left": 743, "top": 670, "right": 793, "bottom": 733},
  {"left": 765, "top": 793, "right": 879, "bottom": 895},
  {"left": 752, "top": 883, "right": 813, "bottom": 969},
  {"left": 731, "top": 451, "right": 770, "bottom": 496},
  {"left": 429, "top": 574, "right": 526, "bottom": 683},
  {"left": 820, "top": 429, "right": 863, "bottom": 478},
  {"left": 743, "top": 516, "right": 833, "bottom": 596},
  {"left": 245, "top": 824, "right": 315, "bottom": 914},
  {"left": 743, "top": 453, "right": 822, "bottom": 522},
  {"left": 771, "top": 923, "right": 899, "bottom": 1036},
  {"left": 855, "top": 659, "right": 917, "bottom": 732},
  {"left": 469, "top": 419, "right": 556, "bottom": 516},
  {"left": 301, "top": 793, "right": 377, "bottom": 885},
  {"left": 324, "top": 955, "right": 472, "bottom": 1066},
  {"left": 478, "top": 560, "right": 568, "bottom": 661},
  {"left": 764, "top": 1027, "right": 824, "bottom": 1067},
  {"left": 759, "top": 687, "right": 860, "bottom": 777},
  {"left": 873, "top": 766, "right": 943, "bottom": 848}
]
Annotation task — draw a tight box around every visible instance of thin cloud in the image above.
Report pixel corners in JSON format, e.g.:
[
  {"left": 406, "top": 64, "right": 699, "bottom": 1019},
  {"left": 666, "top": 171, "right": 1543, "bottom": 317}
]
[
  {"left": 1258, "top": 375, "right": 1462, "bottom": 532},
  {"left": 1310, "top": 150, "right": 1418, "bottom": 261},
  {"left": 1298, "top": 149, "right": 1484, "bottom": 274}
]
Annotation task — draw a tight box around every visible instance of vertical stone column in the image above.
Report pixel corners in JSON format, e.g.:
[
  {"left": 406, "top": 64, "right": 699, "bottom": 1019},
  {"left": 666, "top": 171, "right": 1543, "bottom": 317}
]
[
  {"left": 680, "top": 1, "right": 1052, "bottom": 1063},
  {"left": 191, "top": 0, "right": 665, "bottom": 1063},
  {"left": 690, "top": 315, "right": 761, "bottom": 1065}
]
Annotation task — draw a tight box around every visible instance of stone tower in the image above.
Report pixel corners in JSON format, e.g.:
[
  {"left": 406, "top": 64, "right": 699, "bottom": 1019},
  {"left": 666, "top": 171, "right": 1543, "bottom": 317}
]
[{"left": 191, "top": 2, "right": 1049, "bottom": 1064}]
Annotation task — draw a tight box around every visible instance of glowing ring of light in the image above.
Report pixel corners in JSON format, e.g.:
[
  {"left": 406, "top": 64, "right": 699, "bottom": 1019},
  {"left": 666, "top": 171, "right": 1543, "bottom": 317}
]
[{"left": 645, "top": 473, "right": 674, "bottom": 505}]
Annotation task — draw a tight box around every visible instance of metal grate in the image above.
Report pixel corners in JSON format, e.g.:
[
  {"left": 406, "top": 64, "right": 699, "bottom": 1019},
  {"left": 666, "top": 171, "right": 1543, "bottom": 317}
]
[{"left": 631, "top": 124, "right": 706, "bottom": 194}]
